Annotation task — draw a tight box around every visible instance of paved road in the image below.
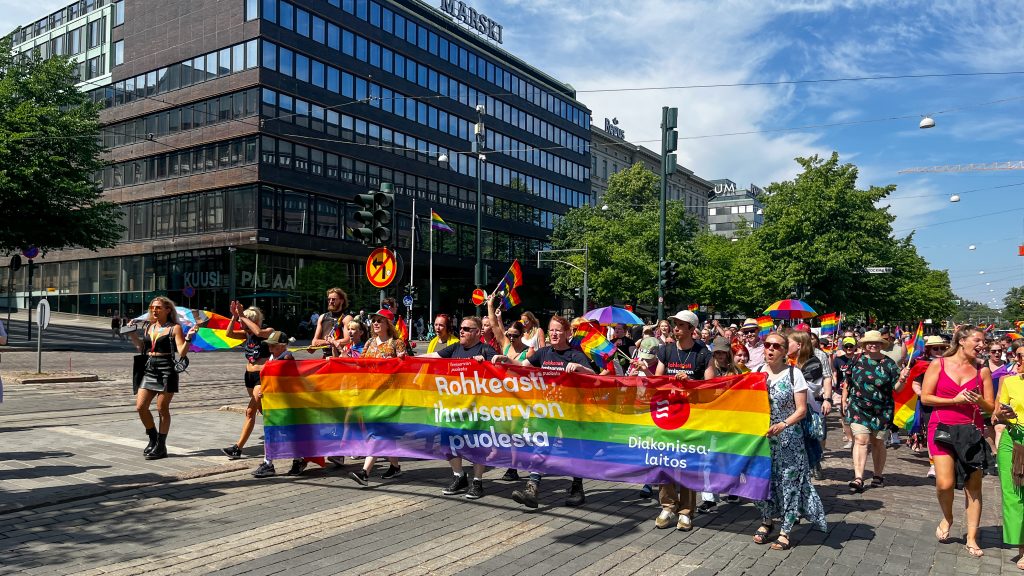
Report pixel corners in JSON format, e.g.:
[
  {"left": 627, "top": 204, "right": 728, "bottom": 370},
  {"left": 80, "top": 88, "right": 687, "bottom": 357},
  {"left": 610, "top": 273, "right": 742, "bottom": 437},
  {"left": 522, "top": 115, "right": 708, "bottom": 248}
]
[{"left": 0, "top": 338, "right": 1018, "bottom": 575}]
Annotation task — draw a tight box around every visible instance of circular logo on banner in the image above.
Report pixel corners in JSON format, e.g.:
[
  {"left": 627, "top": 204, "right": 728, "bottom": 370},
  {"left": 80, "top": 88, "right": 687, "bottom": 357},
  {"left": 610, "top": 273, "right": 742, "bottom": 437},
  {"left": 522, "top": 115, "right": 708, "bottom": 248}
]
[
  {"left": 365, "top": 248, "right": 397, "bottom": 288},
  {"left": 471, "top": 288, "right": 486, "bottom": 306},
  {"left": 650, "top": 389, "right": 691, "bottom": 430}
]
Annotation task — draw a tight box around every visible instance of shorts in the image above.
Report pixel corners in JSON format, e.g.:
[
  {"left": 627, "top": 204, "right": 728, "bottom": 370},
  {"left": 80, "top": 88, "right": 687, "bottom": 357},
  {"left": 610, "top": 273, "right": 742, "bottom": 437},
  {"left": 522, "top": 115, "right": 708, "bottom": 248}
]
[
  {"left": 244, "top": 370, "right": 261, "bottom": 388},
  {"left": 849, "top": 422, "right": 887, "bottom": 440}
]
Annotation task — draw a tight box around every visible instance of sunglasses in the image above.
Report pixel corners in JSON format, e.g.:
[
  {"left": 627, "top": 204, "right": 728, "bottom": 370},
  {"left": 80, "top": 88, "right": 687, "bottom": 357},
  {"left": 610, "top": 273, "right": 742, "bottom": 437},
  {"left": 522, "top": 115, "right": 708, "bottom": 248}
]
[
  {"left": 843, "top": 345, "right": 855, "bottom": 349},
  {"left": 149, "top": 305, "right": 164, "bottom": 310},
  {"left": 741, "top": 329, "right": 757, "bottom": 335},
  {"left": 459, "top": 326, "right": 477, "bottom": 332},
  {"left": 505, "top": 332, "right": 521, "bottom": 338},
  {"left": 990, "top": 350, "right": 1001, "bottom": 353},
  {"left": 764, "top": 342, "right": 785, "bottom": 350},
  {"left": 1016, "top": 353, "right": 1024, "bottom": 359}
]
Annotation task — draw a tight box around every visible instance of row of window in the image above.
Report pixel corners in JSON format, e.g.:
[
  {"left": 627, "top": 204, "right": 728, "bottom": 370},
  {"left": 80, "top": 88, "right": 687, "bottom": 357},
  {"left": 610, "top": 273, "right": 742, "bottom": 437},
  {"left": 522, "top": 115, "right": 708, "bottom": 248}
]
[
  {"left": 259, "top": 40, "right": 587, "bottom": 184},
  {"left": 120, "top": 186, "right": 258, "bottom": 242},
  {"left": 257, "top": 134, "right": 568, "bottom": 225},
  {"left": 100, "top": 136, "right": 258, "bottom": 189},
  {"left": 259, "top": 86, "right": 586, "bottom": 209},
  {"left": 14, "top": 0, "right": 122, "bottom": 44},
  {"left": 18, "top": 17, "right": 106, "bottom": 59},
  {"left": 708, "top": 204, "right": 760, "bottom": 215},
  {"left": 85, "top": 40, "right": 259, "bottom": 108},
  {"left": 102, "top": 88, "right": 259, "bottom": 149},
  {"left": 254, "top": 0, "right": 587, "bottom": 157}
]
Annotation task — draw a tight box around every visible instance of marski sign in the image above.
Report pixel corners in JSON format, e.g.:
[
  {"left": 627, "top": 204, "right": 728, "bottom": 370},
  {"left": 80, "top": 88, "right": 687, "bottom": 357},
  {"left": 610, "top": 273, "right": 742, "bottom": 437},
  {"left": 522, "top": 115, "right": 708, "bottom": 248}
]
[{"left": 440, "top": 0, "right": 503, "bottom": 44}]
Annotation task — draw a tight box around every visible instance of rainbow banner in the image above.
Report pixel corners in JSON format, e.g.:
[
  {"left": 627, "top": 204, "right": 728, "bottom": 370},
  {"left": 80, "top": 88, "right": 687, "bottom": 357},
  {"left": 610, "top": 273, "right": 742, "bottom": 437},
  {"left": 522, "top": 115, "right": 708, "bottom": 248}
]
[
  {"left": 757, "top": 316, "right": 773, "bottom": 339},
  {"left": 260, "top": 359, "right": 773, "bottom": 499}
]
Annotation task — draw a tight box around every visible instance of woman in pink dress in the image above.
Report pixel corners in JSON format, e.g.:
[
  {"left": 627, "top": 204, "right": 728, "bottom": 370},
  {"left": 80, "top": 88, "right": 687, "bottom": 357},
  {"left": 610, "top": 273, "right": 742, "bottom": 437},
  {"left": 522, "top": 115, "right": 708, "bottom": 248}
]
[{"left": 920, "top": 326, "right": 995, "bottom": 558}]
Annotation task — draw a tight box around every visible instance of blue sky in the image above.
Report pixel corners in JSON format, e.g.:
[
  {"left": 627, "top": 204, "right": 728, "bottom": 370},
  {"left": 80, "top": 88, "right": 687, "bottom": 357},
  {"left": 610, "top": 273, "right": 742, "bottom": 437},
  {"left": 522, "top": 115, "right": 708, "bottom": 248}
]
[{"left": 4, "top": 0, "right": 1022, "bottom": 309}]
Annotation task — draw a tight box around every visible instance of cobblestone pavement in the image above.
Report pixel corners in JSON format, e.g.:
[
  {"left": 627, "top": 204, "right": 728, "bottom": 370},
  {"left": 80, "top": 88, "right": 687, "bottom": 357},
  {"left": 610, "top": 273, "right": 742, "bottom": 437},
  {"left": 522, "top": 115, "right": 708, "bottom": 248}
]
[{"left": 0, "top": 341, "right": 1017, "bottom": 575}]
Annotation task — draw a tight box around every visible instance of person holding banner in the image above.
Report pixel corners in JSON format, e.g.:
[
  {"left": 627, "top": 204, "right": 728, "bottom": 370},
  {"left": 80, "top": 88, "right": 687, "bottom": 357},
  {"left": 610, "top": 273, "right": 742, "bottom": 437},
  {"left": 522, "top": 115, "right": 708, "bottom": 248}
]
[
  {"left": 654, "top": 310, "right": 712, "bottom": 531},
  {"left": 349, "top": 309, "right": 408, "bottom": 486},
  {"left": 128, "top": 297, "right": 197, "bottom": 460},
  {"left": 752, "top": 331, "right": 827, "bottom": 550},
  {"left": 421, "top": 316, "right": 498, "bottom": 499},
  {"left": 310, "top": 288, "right": 353, "bottom": 358},
  {"left": 428, "top": 314, "right": 459, "bottom": 353},
  {"left": 492, "top": 315, "right": 595, "bottom": 508}
]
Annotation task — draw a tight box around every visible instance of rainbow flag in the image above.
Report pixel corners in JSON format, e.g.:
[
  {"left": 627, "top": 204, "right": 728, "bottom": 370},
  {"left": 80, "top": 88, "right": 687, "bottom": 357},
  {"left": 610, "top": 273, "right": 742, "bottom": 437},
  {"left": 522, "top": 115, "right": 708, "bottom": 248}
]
[
  {"left": 892, "top": 374, "right": 919, "bottom": 430},
  {"left": 906, "top": 321, "right": 926, "bottom": 364},
  {"left": 132, "top": 309, "right": 243, "bottom": 351},
  {"left": 819, "top": 313, "right": 838, "bottom": 337},
  {"left": 395, "top": 316, "right": 409, "bottom": 342},
  {"left": 430, "top": 209, "right": 453, "bottom": 233},
  {"left": 570, "top": 321, "right": 616, "bottom": 370},
  {"left": 1015, "top": 320, "right": 1024, "bottom": 332},
  {"left": 493, "top": 260, "right": 524, "bottom": 311},
  {"left": 687, "top": 303, "right": 699, "bottom": 312},
  {"left": 500, "top": 289, "right": 521, "bottom": 309},
  {"left": 260, "top": 359, "right": 773, "bottom": 499},
  {"left": 757, "top": 316, "right": 773, "bottom": 339}
]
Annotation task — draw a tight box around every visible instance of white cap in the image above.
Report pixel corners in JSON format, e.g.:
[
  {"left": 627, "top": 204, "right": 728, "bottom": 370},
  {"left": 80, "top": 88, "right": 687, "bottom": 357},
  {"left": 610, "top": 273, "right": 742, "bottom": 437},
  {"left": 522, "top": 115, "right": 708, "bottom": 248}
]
[{"left": 670, "top": 310, "right": 699, "bottom": 327}]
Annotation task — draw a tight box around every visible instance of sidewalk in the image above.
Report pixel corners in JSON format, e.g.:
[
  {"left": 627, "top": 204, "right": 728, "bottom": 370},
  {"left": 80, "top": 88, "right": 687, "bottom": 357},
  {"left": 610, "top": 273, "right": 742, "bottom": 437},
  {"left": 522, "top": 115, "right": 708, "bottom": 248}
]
[{"left": 0, "top": 358, "right": 1018, "bottom": 574}]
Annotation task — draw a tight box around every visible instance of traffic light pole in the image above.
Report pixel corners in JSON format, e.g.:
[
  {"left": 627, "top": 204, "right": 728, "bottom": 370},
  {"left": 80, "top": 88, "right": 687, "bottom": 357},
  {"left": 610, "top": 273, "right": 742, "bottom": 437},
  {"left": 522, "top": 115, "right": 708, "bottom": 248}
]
[
  {"left": 473, "top": 105, "right": 486, "bottom": 317},
  {"left": 659, "top": 106, "right": 678, "bottom": 320}
]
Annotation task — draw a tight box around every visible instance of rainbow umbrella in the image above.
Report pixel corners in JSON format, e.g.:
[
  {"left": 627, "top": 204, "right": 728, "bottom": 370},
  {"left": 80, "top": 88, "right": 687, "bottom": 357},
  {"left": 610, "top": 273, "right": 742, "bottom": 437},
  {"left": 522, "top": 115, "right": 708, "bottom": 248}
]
[
  {"left": 583, "top": 306, "right": 644, "bottom": 326},
  {"left": 764, "top": 299, "right": 817, "bottom": 320}
]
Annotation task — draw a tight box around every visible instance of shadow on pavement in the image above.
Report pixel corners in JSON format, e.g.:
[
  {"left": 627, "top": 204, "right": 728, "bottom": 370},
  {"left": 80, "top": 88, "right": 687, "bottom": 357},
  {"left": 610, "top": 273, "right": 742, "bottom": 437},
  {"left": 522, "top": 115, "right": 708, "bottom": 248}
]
[
  {"left": 0, "top": 450, "right": 75, "bottom": 461},
  {"left": 0, "top": 463, "right": 110, "bottom": 481}
]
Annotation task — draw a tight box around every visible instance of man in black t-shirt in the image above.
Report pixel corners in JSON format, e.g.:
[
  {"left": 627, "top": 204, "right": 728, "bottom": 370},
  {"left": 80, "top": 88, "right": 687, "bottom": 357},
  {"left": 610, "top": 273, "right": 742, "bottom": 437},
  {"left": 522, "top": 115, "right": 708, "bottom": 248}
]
[
  {"left": 654, "top": 310, "right": 711, "bottom": 532},
  {"left": 422, "top": 316, "right": 496, "bottom": 499}
]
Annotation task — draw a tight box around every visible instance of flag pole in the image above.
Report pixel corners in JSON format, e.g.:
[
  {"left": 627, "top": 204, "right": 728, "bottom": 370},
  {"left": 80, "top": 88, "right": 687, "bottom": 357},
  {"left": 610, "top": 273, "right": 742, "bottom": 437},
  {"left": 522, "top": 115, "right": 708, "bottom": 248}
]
[
  {"left": 429, "top": 221, "right": 434, "bottom": 327},
  {"left": 410, "top": 197, "right": 416, "bottom": 321}
]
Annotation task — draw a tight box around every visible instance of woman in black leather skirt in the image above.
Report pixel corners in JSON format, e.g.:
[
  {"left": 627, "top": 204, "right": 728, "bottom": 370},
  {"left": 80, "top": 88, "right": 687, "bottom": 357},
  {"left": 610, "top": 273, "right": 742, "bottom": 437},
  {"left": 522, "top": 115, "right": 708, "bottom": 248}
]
[{"left": 129, "top": 296, "right": 195, "bottom": 460}]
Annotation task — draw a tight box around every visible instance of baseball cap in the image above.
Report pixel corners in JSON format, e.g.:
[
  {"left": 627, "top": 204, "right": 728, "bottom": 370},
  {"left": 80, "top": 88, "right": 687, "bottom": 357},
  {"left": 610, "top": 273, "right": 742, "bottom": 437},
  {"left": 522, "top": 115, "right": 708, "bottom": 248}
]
[
  {"left": 265, "top": 330, "right": 292, "bottom": 345},
  {"left": 670, "top": 310, "right": 699, "bottom": 327},
  {"left": 371, "top": 308, "right": 395, "bottom": 322},
  {"left": 842, "top": 337, "right": 856, "bottom": 347},
  {"left": 637, "top": 337, "right": 661, "bottom": 360},
  {"left": 794, "top": 323, "right": 811, "bottom": 333}
]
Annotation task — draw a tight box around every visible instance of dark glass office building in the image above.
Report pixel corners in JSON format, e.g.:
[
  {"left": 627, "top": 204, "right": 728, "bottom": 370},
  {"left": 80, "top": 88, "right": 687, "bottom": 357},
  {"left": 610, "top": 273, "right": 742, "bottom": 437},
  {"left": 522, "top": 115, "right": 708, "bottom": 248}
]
[{"left": 4, "top": 0, "right": 591, "bottom": 328}]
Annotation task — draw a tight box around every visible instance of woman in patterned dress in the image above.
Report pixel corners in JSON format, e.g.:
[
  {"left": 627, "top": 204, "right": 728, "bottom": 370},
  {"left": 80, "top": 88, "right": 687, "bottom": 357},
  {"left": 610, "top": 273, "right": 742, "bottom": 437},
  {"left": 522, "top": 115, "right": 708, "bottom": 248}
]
[
  {"left": 841, "top": 330, "right": 904, "bottom": 493},
  {"left": 752, "top": 331, "right": 827, "bottom": 550}
]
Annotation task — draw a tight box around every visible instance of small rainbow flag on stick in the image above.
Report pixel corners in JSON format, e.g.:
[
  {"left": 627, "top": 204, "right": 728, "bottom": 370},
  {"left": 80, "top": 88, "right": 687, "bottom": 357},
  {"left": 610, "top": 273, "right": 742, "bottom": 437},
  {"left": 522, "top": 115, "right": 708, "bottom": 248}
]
[
  {"left": 687, "top": 303, "right": 699, "bottom": 312},
  {"left": 492, "top": 259, "right": 524, "bottom": 311},
  {"left": 906, "top": 321, "right": 926, "bottom": 364},
  {"left": 757, "top": 316, "right": 773, "bottom": 339},
  {"left": 570, "top": 321, "right": 617, "bottom": 370},
  {"left": 819, "top": 313, "right": 838, "bottom": 337},
  {"left": 430, "top": 209, "right": 453, "bottom": 233}
]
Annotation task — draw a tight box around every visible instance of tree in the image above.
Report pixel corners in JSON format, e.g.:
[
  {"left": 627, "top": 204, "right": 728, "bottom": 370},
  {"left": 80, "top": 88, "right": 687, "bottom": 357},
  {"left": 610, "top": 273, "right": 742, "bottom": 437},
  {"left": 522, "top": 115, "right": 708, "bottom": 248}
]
[
  {"left": 952, "top": 296, "right": 1001, "bottom": 325},
  {"left": 0, "top": 38, "right": 123, "bottom": 254},
  {"left": 1005, "top": 285, "right": 1024, "bottom": 317},
  {"left": 549, "top": 163, "right": 698, "bottom": 311}
]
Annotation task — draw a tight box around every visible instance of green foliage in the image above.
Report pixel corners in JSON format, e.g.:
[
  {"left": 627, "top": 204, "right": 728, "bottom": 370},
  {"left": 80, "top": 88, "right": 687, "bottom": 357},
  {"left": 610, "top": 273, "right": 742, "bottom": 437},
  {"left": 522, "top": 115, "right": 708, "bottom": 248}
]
[
  {"left": 0, "top": 38, "right": 122, "bottom": 254},
  {"left": 952, "top": 296, "right": 1002, "bottom": 324},
  {"left": 549, "top": 163, "right": 698, "bottom": 309},
  {"left": 1004, "top": 285, "right": 1024, "bottom": 317}
]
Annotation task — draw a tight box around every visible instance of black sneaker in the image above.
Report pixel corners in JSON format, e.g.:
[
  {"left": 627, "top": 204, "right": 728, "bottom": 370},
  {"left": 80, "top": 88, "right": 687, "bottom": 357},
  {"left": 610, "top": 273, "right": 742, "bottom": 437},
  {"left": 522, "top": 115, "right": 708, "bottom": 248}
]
[
  {"left": 326, "top": 456, "right": 345, "bottom": 467},
  {"left": 465, "top": 479, "right": 484, "bottom": 499},
  {"left": 697, "top": 500, "right": 717, "bottom": 514},
  {"left": 565, "top": 479, "right": 585, "bottom": 507},
  {"left": 443, "top": 473, "right": 469, "bottom": 495},
  {"left": 287, "top": 458, "right": 308, "bottom": 476},
  {"left": 381, "top": 464, "right": 402, "bottom": 480},
  {"left": 725, "top": 495, "right": 740, "bottom": 503},
  {"left": 500, "top": 469, "right": 520, "bottom": 481},
  {"left": 252, "top": 461, "right": 276, "bottom": 478},
  {"left": 349, "top": 469, "right": 369, "bottom": 486},
  {"left": 222, "top": 445, "right": 242, "bottom": 460}
]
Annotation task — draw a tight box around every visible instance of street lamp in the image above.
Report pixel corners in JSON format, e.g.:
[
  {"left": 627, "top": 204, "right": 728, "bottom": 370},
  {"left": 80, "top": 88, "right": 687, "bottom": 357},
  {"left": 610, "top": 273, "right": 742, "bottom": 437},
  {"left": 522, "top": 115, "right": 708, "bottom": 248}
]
[
  {"left": 950, "top": 194, "right": 961, "bottom": 202},
  {"left": 919, "top": 116, "right": 936, "bottom": 129}
]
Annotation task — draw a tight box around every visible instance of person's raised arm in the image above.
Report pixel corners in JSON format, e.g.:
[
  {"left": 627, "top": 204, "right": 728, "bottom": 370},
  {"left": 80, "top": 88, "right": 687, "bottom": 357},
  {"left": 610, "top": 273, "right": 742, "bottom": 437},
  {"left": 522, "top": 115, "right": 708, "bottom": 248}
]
[
  {"left": 487, "top": 295, "right": 508, "bottom": 349},
  {"left": 225, "top": 301, "right": 248, "bottom": 340},
  {"left": 174, "top": 324, "right": 197, "bottom": 357}
]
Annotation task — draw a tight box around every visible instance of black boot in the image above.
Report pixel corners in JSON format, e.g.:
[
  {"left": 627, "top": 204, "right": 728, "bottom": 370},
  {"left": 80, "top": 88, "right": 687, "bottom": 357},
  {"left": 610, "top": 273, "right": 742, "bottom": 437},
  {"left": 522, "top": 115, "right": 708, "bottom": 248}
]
[
  {"left": 512, "top": 481, "right": 539, "bottom": 508},
  {"left": 143, "top": 428, "right": 158, "bottom": 456},
  {"left": 565, "top": 478, "right": 585, "bottom": 507},
  {"left": 146, "top": 433, "right": 168, "bottom": 460}
]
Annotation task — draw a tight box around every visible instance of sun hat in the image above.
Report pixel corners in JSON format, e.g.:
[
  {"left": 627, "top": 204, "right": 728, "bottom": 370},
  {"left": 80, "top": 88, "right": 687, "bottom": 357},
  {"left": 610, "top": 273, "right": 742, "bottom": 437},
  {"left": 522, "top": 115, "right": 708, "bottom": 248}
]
[
  {"left": 924, "top": 335, "right": 946, "bottom": 347},
  {"left": 742, "top": 318, "right": 759, "bottom": 330},
  {"left": 859, "top": 330, "right": 886, "bottom": 346},
  {"left": 711, "top": 336, "right": 731, "bottom": 352}
]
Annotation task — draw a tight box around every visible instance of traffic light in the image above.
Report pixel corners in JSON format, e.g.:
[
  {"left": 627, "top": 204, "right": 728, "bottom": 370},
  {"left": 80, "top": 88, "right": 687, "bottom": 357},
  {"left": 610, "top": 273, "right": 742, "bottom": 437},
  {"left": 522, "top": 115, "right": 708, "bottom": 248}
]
[
  {"left": 661, "top": 107, "right": 678, "bottom": 175},
  {"left": 659, "top": 260, "right": 678, "bottom": 291},
  {"left": 352, "top": 184, "right": 394, "bottom": 247},
  {"left": 406, "top": 284, "right": 418, "bottom": 301},
  {"left": 352, "top": 193, "right": 376, "bottom": 245},
  {"left": 573, "top": 287, "right": 582, "bottom": 299}
]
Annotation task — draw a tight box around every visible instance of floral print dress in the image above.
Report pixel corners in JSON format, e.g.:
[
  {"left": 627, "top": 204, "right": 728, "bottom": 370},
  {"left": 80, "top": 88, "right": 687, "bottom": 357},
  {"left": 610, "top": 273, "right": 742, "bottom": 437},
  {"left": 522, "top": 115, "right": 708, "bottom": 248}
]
[
  {"left": 845, "top": 355, "right": 899, "bottom": 432},
  {"left": 754, "top": 367, "right": 828, "bottom": 534}
]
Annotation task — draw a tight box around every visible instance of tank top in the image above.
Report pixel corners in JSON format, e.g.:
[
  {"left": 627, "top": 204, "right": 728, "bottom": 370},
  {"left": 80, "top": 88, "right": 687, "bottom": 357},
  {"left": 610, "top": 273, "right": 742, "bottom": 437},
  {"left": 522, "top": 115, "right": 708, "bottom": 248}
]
[
  {"left": 503, "top": 341, "right": 530, "bottom": 362},
  {"left": 521, "top": 329, "right": 541, "bottom": 349},
  {"left": 244, "top": 334, "right": 270, "bottom": 364},
  {"left": 931, "top": 357, "right": 984, "bottom": 429},
  {"left": 143, "top": 324, "right": 175, "bottom": 354}
]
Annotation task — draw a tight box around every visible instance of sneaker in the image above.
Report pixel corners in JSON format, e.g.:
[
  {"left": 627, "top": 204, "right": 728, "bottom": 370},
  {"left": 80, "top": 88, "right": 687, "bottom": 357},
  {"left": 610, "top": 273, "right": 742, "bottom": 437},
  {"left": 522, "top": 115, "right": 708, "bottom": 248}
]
[
  {"left": 812, "top": 464, "right": 824, "bottom": 481},
  {"left": 381, "top": 464, "right": 402, "bottom": 480},
  {"left": 222, "top": 444, "right": 242, "bottom": 460},
  {"left": 349, "top": 469, "right": 369, "bottom": 486},
  {"left": 465, "top": 479, "right": 484, "bottom": 499},
  {"left": 512, "top": 482, "right": 539, "bottom": 508},
  {"left": 286, "top": 459, "right": 308, "bottom": 476},
  {"left": 565, "top": 479, "right": 585, "bottom": 507},
  {"left": 443, "top": 473, "right": 469, "bottom": 495},
  {"left": 252, "top": 461, "right": 276, "bottom": 478},
  {"left": 842, "top": 440, "right": 853, "bottom": 449},
  {"left": 927, "top": 465, "right": 936, "bottom": 478},
  {"left": 889, "top": 432, "right": 902, "bottom": 448},
  {"left": 677, "top": 514, "right": 693, "bottom": 531},
  {"left": 655, "top": 510, "right": 678, "bottom": 529},
  {"left": 327, "top": 456, "right": 345, "bottom": 467},
  {"left": 697, "top": 501, "right": 717, "bottom": 514},
  {"left": 500, "top": 468, "right": 520, "bottom": 481},
  {"left": 639, "top": 484, "right": 653, "bottom": 499},
  {"left": 725, "top": 495, "right": 740, "bottom": 503}
]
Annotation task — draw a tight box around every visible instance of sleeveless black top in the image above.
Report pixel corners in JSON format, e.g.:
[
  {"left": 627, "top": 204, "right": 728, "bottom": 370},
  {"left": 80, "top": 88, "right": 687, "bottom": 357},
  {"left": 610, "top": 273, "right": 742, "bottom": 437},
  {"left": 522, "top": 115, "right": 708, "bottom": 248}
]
[
  {"left": 143, "top": 324, "right": 175, "bottom": 354},
  {"left": 244, "top": 334, "right": 270, "bottom": 363}
]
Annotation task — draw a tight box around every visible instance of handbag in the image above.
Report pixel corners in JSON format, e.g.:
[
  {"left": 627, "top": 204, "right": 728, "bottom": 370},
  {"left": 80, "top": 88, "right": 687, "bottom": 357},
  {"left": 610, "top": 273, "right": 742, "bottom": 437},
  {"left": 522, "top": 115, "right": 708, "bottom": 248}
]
[
  {"left": 1012, "top": 440, "right": 1024, "bottom": 487},
  {"left": 131, "top": 354, "right": 148, "bottom": 395},
  {"left": 803, "top": 411, "right": 825, "bottom": 441},
  {"left": 933, "top": 422, "right": 954, "bottom": 445}
]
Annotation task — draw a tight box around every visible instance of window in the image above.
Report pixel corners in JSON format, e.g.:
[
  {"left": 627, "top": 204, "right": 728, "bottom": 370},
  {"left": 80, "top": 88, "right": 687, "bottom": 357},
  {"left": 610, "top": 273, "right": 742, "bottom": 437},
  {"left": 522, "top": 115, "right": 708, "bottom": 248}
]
[
  {"left": 113, "top": 0, "right": 125, "bottom": 25},
  {"left": 245, "top": 0, "right": 258, "bottom": 21},
  {"left": 87, "top": 18, "right": 104, "bottom": 48},
  {"left": 68, "top": 27, "right": 83, "bottom": 55},
  {"left": 112, "top": 40, "right": 124, "bottom": 66},
  {"left": 87, "top": 55, "right": 104, "bottom": 79}
]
